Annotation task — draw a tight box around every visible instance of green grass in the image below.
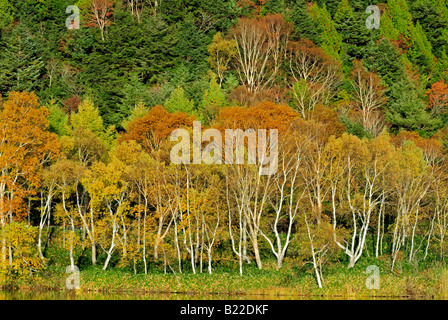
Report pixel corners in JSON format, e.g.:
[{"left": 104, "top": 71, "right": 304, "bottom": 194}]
[{"left": 5, "top": 258, "right": 448, "bottom": 300}]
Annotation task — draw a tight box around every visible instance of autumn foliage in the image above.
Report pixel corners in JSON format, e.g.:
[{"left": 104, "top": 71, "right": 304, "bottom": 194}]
[
  {"left": 3, "top": 88, "right": 448, "bottom": 289},
  {"left": 0, "top": 92, "right": 59, "bottom": 274},
  {"left": 426, "top": 81, "right": 448, "bottom": 116},
  {"left": 216, "top": 101, "right": 299, "bottom": 132},
  {"left": 120, "top": 105, "right": 194, "bottom": 153}
]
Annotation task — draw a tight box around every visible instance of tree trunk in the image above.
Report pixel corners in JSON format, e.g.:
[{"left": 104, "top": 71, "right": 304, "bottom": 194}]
[
  {"left": 174, "top": 218, "right": 182, "bottom": 273},
  {"left": 0, "top": 190, "right": 6, "bottom": 266},
  {"left": 252, "top": 237, "right": 263, "bottom": 270},
  {"left": 103, "top": 248, "right": 113, "bottom": 271},
  {"left": 69, "top": 218, "right": 75, "bottom": 269},
  {"left": 92, "top": 242, "right": 97, "bottom": 265},
  {"left": 143, "top": 198, "right": 148, "bottom": 274},
  {"left": 90, "top": 207, "right": 96, "bottom": 265}
]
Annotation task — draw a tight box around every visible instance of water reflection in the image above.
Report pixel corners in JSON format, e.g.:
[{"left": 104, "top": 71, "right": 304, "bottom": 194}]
[
  {"left": 0, "top": 290, "right": 412, "bottom": 300},
  {"left": 0, "top": 290, "right": 289, "bottom": 300}
]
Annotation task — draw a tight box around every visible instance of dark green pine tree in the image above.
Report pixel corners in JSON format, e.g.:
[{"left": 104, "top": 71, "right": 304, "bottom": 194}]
[
  {"left": 410, "top": 0, "right": 448, "bottom": 58},
  {"left": 386, "top": 79, "right": 442, "bottom": 135},
  {"left": 334, "top": 0, "right": 376, "bottom": 62},
  {"left": 133, "top": 15, "right": 179, "bottom": 83},
  {"left": 159, "top": 0, "right": 237, "bottom": 31},
  {"left": 287, "top": 0, "right": 322, "bottom": 44},
  {"left": 363, "top": 38, "right": 406, "bottom": 90},
  {"left": 174, "top": 14, "right": 211, "bottom": 80},
  {"left": 159, "top": 0, "right": 191, "bottom": 23},
  {"left": 314, "top": 0, "right": 340, "bottom": 17},
  {"left": 263, "top": 0, "right": 285, "bottom": 14},
  {"left": 76, "top": 10, "right": 179, "bottom": 127},
  {"left": 0, "top": 23, "right": 44, "bottom": 95},
  {"left": 349, "top": 0, "right": 374, "bottom": 11}
]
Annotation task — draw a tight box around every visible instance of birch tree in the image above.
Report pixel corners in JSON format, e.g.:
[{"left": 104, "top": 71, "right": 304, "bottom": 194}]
[
  {"left": 231, "top": 14, "right": 292, "bottom": 94},
  {"left": 350, "top": 60, "right": 387, "bottom": 136},
  {"left": 0, "top": 92, "right": 58, "bottom": 270},
  {"left": 327, "top": 133, "right": 394, "bottom": 268},
  {"left": 87, "top": 0, "right": 114, "bottom": 42},
  {"left": 389, "top": 141, "right": 432, "bottom": 271},
  {"left": 259, "top": 128, "right": 307, "bottom": 269},
  {"left": 287, "top": 39, "right": 342, "bottom": 117}
]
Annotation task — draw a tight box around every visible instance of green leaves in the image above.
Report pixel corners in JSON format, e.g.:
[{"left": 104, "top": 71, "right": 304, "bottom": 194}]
[
  {"left": 308, "top": 3, "right": 342, "bottom": 62},
  {"left": 386, "top": 79, "right": 442, "bottom": 135},
  {"left": 207, "top": 32, "right": 237, "bottom": 87},
  {"left": 164, "top": 86, "right": 196, "bottom": 115},
  {"left": 0, "top": 23, "right": 44, "bottom": 95},
  {"left": 47, "top": 99, "right": 68, "bottom": 137},
  {"left": 0, "top": 0, "right": 13, "bottom": 30},
  {"left": 201, "top": 75, "right": 226, "bottom": 124},
  {"left": 287, "top": 0, "right": 321, "bottom": 44}
]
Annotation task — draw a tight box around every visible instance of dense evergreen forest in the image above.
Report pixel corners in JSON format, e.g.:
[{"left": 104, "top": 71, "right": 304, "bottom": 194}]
[{"left": 2, "top": 0, "right": 448, "bottom": 291}]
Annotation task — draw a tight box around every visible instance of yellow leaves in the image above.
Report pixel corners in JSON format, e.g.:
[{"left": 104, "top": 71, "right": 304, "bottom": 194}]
[
  {"left": 46, "top": 158, "right": 84, "bottom": 191},
  {"left": 367, "top": 132, "right": 395, "bottom": 167},
  {"left": 69, "top": 96, "right": 104, "bottom": 136},
  {"left": 83, "top": 155, "right": 128, "bottom": 204},
  {"left": 398, "top": 140, "right": 427, "bottom": 176},
  {"left": 326, "top": 133, "right": 370, "bottom": 163},
  {"left": 110, "top": 140, "right": 143, "bottom": 170},
  {"left": 0, "top": 222, "right": 44, "bottom": 278},
  {"left": 207, "top": 32, "right": 238, "bottom": 85}
]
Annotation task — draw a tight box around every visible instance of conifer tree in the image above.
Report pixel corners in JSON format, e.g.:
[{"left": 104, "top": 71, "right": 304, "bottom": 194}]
[
  {"left": 334, "top": 0, "right": 373, "bottom": 61},
  {"left": 364, "top": 38, "right": 406, "bottom": 90},
  {"left": 201, "top": 75, "right": 226, "bottom": 124},
  {"left": 386, "top": 79, "right": 441, "bottom": 135},
  {"left": 309, "top": 3, "right": 342, "bottom": 62},
  {"left": 47, "top": 100, "right": 69, "bottom": 137},
  {"left": 0, "top": 0, "right": 13, "bottom": 30},
  {"left": 287, "top": 0, "right": 321, "bottom": 45},
  {"left": 0, "top": 24, "right": 44, "bottom": 94},
  {"left": 164, "top": 86, "right": 196, "bottom": 115}
]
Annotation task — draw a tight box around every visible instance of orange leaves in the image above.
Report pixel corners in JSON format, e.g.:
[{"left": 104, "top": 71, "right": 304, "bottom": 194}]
[
  {"left": 393, "top": 131, "right": 443, "bottom": 163},
  {"left": 85, "top": 0, "right": 115, "bottom": 41},
  {"left": 287, "top": 38, "right": 339, "bottom": 83},
  {"left": 307, "top": 105, "right": 346, "bottom": 138},
  {"left": 426, "top": 81, "right": 448, "bottom": 116},
  {"left": 216, "top": 101, "right": 299, "bottom": 132},
  {"left": 120, "top": 105, "right": 194, "bottom": 154},
  {"left": 0, "top": 91, "right": 59, "bottom": 220}
]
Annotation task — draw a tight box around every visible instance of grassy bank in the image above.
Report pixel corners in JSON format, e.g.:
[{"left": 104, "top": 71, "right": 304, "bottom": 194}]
[{"left": 4, "top": 258, "right": 448, "bottom": 300}]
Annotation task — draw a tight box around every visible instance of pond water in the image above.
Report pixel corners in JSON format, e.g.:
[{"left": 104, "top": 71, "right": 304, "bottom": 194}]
[
  {"left": 0, "top": 290, "right": 293, "bottom": 300},
  {"left": 0, "top": 289, "right": 414, "bottom": 300}
]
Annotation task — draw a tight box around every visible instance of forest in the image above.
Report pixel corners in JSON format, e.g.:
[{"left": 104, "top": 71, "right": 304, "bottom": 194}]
[{"left": 2, "top": 0, "right": 448, "bottom": 294}]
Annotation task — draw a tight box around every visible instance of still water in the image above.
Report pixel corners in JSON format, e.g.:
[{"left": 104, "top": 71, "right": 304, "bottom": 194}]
[
  {"left": 0, "top": 290, "right": 303, "bottom": 300},
  {"left": 0, "top": 289, "right": 411, "bottom": 300}
]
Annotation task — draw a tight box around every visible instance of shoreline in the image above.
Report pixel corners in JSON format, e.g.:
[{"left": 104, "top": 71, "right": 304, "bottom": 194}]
[{"left": 1, "top": 263, "right": 446, "bottom": 300}]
